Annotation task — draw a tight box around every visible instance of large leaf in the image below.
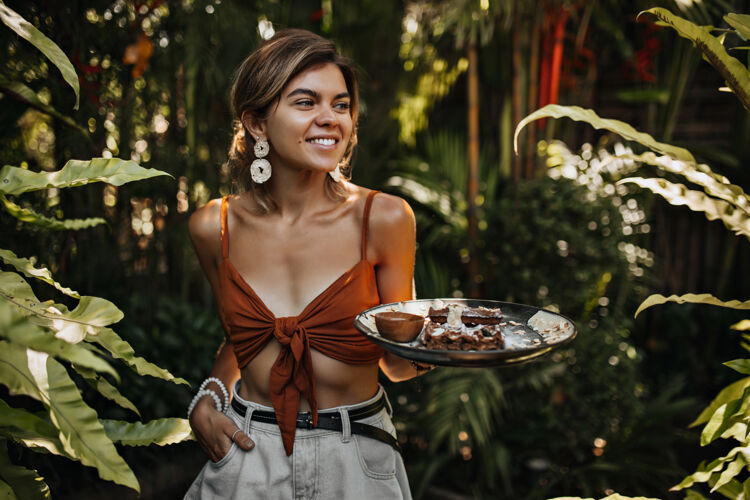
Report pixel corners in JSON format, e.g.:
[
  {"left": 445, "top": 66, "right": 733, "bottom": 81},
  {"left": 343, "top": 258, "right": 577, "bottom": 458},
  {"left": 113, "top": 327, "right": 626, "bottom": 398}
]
[
  {"left": 0, "top": 271, "right": 124, "bottom": 343},
  {"left": 100, "top": 418, "right": 193, "bottom": 447},
  {"left": 673, "top": 457, "right": 726, "bottom": 490},
  {"left": 514, "top": 104, "right": 696, "bottom": 162},
  {"left": 0, "top": 2, "right": 79, "bottom": 109},
  {"left": 639, "top": 8, "right": 750, "bottom": 110},
  {"left": 725, "top": 13, "right": 750, "bottom": 41},
  {"left": 0, "top": 302, "right": 117, "bottom": 378},
  {"left": 0, "top": 76, "right": 87, "bottom": 136},
  {"left": 713, "top": 453, "right": 748, "bottom": 492},
  {"left": 0, "top": 158, "right": 171, "bottom": 196},
  {"left": 619, "top": 178, "right": 750, "bottom": 240},
  {"left": 635, "top": 293, "right": 750, "bottom": 317},
  {"left": 1, "top": 270, "right": 184, "bottom": 384},
  {"left": 0, "top": 399, "right": 71, "bottom": 458},
  {"left": 692, "top": 377, "right": 750, "bottom": 427},
  {"left": 87, "top": 327, "right": 189, "bottom": 386},
  {"left": 700, "top": 386, "right": 750, "bottom": 445},
  {"left": 0, "top": 248, "right": 79, "bottom": 298},
  {"left": 0, "top": 341, "right": 139, "bottom": 491},
  {"left": 71, "top": 365, "right": 139, "bottom": 417},
  {"left": 0, "top": 441, "right": 49, "bottom": 500},
  {"left": 611, "top": 152, "right": 749, "bottom": 215},
  {"left": 0, "top": 195, "right": 106, "bottom": 230}
]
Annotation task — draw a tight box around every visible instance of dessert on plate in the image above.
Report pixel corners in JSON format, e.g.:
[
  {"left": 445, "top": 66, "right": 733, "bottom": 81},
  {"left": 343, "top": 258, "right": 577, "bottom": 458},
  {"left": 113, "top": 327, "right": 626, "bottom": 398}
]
[
  {"left": 421, "top": 302, "right": 505, "bottom": 350},
  {"left": 428, "top": 302, "right": 503, "bottom": 326},
  {"left": 422, "top": 321, "right": 504, "bottom": 350}
]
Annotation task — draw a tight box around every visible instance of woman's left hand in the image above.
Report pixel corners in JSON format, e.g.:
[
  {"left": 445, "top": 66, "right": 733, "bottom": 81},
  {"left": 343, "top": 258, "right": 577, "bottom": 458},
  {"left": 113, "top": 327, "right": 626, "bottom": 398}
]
[{"left": 190, "top": 396, "right": 255, "bottom": 462}]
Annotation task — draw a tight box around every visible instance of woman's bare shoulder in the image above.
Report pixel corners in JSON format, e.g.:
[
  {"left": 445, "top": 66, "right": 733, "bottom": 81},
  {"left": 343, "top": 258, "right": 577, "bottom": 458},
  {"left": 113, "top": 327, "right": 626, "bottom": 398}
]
[
  {"left": 188, "top": 197, "right": 223, "bottom": 254},
  {"left": 366, "top": 190, "right": 415, "bottom": 263},
  {"left": 369, "top": 191, "right": 415, "bottom": 231}
]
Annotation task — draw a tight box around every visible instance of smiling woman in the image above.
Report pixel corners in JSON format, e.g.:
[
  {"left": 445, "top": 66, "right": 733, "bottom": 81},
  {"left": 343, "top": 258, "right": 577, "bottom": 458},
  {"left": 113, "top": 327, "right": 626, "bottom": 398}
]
[
  {"left": 249, "top": 64, "right": 353, "bottom": 180},
  {"left": 183, "top": 29, "right": 420, "bottom": 500},
  {"left": 225, "top": 29, "right": 360, "bottom": 214}
]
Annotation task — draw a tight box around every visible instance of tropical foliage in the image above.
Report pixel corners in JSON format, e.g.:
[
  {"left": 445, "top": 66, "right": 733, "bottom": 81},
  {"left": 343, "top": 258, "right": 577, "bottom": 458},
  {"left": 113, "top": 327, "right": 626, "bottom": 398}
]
[
  {"left": 1, "top": 0, "right": 747, "bottom": 498},
  {"left": 0, "top": 4, "right": 190, "bottom": 497},
  {"left": 384, "top": 129, "right": 692, "bottom": 498},
  {"left": 515, "top": 6, "right": 750, "bottom": 499}
]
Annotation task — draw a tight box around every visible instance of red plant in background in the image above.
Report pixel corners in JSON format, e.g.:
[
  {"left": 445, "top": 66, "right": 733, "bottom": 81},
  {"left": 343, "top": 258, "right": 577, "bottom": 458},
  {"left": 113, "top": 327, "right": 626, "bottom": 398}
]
[
  {"left": 560, "top": 43, "right": 595, "bottom": 94},
  {"left": 71, "top": 51, "right": 103, "bottom": 106},
  {"left": 538, "top": 3, "right": 571, "bottom": 128},
  {"left": 626, "top": 21, "right": 661, "bottom": 82}
]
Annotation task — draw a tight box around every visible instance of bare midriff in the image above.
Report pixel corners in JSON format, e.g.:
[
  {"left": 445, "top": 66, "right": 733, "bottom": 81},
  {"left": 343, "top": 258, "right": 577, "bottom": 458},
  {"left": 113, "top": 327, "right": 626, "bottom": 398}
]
[{"left": 237, "top": 339, "right": 380, "bottom": 410}]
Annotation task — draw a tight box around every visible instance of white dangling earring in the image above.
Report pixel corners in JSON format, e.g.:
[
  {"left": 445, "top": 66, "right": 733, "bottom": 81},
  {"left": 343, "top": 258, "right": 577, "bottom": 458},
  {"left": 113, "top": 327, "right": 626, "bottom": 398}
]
[
  {"left": 329, "top": 163, "right": 342, "bottom": 182},
  {"left": 251, "top": 137, "right": 271, "bottom": 184}
]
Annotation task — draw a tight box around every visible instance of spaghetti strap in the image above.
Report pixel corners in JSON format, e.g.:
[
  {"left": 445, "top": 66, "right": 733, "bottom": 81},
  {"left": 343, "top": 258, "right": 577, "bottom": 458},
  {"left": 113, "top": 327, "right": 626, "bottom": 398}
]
[
  {"left": 220, "top": 196, "right": 229, "bottom": 260},
  {"left": 361, "top": 190, "right": 378, "bottom": 261}
]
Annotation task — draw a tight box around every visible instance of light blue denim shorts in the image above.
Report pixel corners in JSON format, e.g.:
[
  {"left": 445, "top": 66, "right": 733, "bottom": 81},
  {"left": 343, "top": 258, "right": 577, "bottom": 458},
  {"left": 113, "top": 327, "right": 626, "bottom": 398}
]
[{"left": 185, "top": 383, "right": 412, "bottom": 500}]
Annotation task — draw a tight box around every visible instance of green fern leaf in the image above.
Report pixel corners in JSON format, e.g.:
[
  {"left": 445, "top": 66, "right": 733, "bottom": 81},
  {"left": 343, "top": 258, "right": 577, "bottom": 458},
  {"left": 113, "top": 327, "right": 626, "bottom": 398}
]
[
  {"left": 619, "top": 178, "right": 750, "bottom": 240},
  {"left": 0, "top": 76, "right": 87, "bottom": 136},
  {"left": 0, "top": 440, "right": 50, "bottom": 499},
  {"left": 0, "top": 195, "right": 105, "bottom": 230},
  {"left": 0, "top": 271, "right": 124, "bottom": 344},
  {"left": 0, "top": 341, "right": 139, "bottom": 491},
  {"left": 612, "top": 152, "right": 749, "bottom": 215},
  {"left": 725, "top": 13, "right": 750, "bottom": 41},
  {"left": 0, "top": 158, "right": 171, "bottom": 196},
  {"left": 635, "top": 293, "right": 750, "bottom": 317},
  {"left": 0, "top": 248, "right": 79, "bottom": 298},
  {"left": 100, "top": 418, "right": 193, "bottom": 447},
  {"left": 692, "top": 377, "right": 750, "bottom": 427},
  {"left": 514, "top": 104, "right": 696, "bottom": 162},
  {"left": 0, "top": 399, "right": 71, "bottom": 458},
  {"left": 71, "top": 365, "right": 139, "bottom": 417},
  {"left": 639, "top": 8, "right": 750, "bottom": 110},
  {"left": 87, "top": 327, "right": 189, "bottom": 386},
  {"left": 0, "top": 3, "right": 79, "bottom": 108},
  {"left": 0, "top": 301, "right": 117, "bottom": 379}
]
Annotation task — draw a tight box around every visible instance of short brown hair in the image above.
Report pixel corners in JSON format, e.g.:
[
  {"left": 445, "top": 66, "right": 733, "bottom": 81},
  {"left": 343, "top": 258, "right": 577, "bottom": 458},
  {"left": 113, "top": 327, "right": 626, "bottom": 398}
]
[{"left": 226, "top": 28, "right": 359, "bottom": 212}]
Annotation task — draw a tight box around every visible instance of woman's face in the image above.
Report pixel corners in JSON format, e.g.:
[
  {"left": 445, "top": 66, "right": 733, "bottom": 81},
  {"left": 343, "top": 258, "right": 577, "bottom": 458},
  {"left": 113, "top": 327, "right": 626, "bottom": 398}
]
[{"left": 262, "top": 62, "right": 353, "bottom": 175}]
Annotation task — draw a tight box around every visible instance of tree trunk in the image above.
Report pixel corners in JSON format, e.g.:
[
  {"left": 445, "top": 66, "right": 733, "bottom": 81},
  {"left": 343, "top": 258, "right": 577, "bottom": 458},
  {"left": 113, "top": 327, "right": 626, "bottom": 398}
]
[{"left": 467, "top": 43, "right": 480, "bottom": 298}]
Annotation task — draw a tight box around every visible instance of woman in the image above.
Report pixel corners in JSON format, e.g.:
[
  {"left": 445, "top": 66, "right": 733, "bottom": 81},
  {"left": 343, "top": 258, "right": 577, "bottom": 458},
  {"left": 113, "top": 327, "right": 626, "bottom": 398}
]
[{"left": 185, "top": 29, "right": 430, "bottom": 499}]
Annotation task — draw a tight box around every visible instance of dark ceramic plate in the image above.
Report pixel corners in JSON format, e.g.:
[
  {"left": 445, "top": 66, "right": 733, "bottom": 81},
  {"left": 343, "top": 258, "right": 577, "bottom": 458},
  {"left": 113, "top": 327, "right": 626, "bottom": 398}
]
[{"left": 354, "top": 298, "right": 577, "bottom": 367}]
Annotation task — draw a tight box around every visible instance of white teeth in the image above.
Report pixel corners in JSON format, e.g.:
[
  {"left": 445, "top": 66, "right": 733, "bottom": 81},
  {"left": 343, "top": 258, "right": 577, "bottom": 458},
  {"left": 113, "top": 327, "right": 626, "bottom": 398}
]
[{"left": 308, "top": 138, "right": 336, "bottom": 146}]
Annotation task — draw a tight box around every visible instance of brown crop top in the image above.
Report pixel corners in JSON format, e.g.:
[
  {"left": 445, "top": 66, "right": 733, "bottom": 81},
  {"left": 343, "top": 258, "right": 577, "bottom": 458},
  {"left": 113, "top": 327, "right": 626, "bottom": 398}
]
[{"left": 217, "top": 190, "right": 384, "bottom": 455}]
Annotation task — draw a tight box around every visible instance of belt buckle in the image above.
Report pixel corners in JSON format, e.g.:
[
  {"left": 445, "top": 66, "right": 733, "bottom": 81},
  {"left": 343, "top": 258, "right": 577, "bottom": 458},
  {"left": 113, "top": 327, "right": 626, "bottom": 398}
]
[{"left": 297, "top": 413, "right": 314, "bottom": 429}]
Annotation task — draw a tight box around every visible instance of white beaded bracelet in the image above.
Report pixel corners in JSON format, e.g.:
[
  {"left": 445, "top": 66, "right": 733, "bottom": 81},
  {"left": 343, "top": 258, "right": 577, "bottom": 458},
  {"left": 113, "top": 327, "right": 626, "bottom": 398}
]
[
  {"left": 187, "top": 389, "right": 223, "bottom": 420},
  {"left": 200, "top": 377, "right": 230, "bottom": 413}
]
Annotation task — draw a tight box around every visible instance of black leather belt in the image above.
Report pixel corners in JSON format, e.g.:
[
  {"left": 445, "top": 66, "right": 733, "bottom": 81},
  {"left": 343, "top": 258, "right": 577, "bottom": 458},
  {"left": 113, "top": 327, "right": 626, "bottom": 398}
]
[{"left": 230, "top": 396, "right": 402, "bottom": 454}]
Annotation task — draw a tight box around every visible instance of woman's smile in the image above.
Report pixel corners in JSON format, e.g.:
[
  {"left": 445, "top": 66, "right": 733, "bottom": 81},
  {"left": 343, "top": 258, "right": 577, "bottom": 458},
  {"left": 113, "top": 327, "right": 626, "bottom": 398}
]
[{"left": 262, "top": 63, "right": 353, "bottom": 174}]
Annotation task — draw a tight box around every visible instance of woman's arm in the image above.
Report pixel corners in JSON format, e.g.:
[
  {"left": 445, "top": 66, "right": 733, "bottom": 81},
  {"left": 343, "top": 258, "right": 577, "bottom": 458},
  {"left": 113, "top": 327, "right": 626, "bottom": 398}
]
[
  {"left": 188, "top": 199, "right": 254, "bottom": 458},
  {"left": 368, "top": 192, "right": 423, "bottom": 382}
]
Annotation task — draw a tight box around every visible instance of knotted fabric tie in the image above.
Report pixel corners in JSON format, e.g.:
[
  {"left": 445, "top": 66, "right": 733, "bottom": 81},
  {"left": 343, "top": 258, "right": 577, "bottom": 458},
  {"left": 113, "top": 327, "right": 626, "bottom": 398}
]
[{"left": 269, "top": 317, "right": 317, "bottom": 455}]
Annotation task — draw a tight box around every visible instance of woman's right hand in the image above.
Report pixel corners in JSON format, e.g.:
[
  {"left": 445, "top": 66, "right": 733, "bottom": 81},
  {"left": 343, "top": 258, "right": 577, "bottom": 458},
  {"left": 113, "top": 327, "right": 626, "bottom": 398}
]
[{"left": 190, "top": 397, "right": 255, "bottom": 461}]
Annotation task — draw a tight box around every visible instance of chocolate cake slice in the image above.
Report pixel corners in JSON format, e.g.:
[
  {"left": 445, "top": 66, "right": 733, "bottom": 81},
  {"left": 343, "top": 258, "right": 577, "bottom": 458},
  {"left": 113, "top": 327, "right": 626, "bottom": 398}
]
[
  {"left": 422, "top": 322, "right": 504, "bottom": 351},
  {"left": 428, "top": 303, "right": 503, "bottom": 326}
]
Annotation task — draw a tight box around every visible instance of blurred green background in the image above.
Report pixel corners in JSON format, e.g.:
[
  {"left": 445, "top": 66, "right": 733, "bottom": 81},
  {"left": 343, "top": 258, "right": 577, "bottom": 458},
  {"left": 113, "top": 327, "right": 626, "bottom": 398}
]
[{"left": 2, "top": 0, "right": 749, "bottom": 498}]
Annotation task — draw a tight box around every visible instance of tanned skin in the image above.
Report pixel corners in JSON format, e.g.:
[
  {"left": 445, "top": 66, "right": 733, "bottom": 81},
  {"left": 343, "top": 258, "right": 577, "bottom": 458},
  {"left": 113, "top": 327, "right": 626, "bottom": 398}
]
[{"left": 188, "top": 63, "right": 418, "bottom": 462}]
